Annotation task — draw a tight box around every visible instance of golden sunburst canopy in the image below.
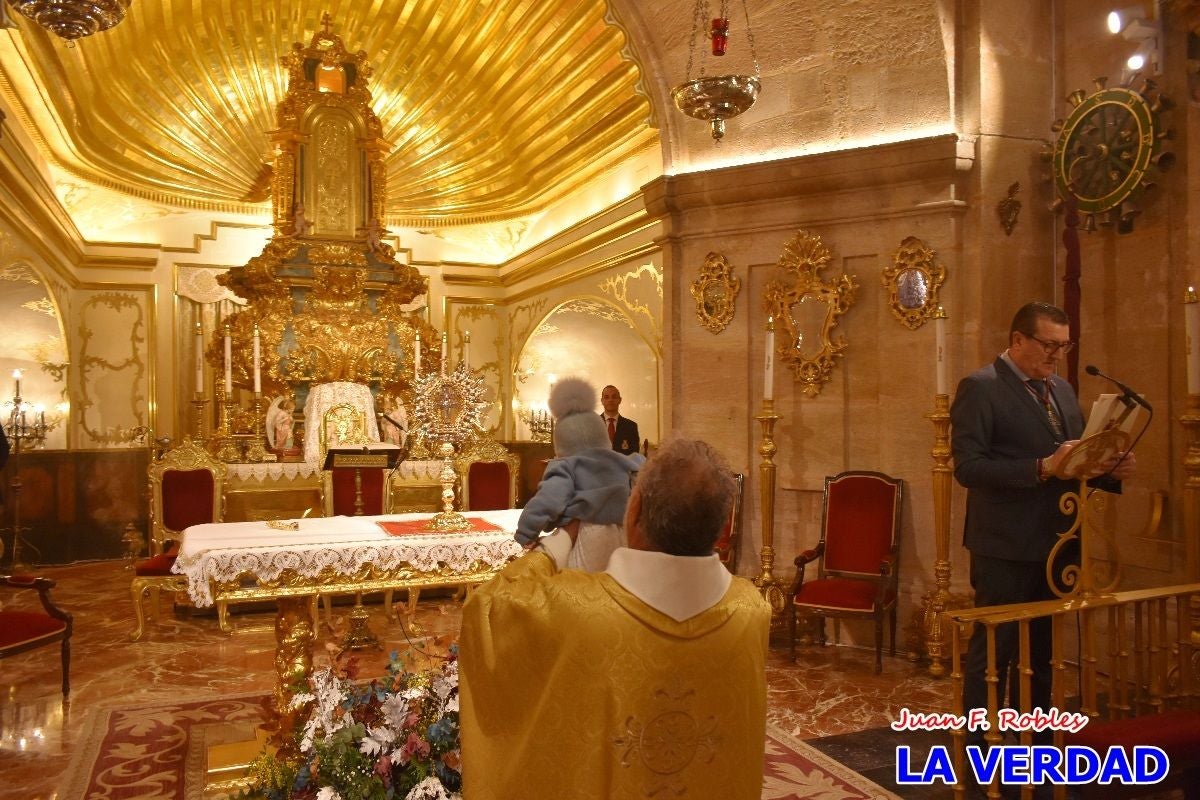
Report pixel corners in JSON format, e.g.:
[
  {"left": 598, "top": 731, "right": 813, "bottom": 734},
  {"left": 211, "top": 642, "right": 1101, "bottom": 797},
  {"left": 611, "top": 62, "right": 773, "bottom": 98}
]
[{"left": 0, "top": 1, "right": 656, "bottom": 225}]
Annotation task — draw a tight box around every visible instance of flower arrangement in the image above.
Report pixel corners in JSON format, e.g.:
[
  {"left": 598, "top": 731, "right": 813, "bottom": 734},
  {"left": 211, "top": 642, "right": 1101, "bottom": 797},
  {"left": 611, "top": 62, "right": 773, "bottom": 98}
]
[{"left": 246, "top": 643, "right": 463, "bottom": 800}]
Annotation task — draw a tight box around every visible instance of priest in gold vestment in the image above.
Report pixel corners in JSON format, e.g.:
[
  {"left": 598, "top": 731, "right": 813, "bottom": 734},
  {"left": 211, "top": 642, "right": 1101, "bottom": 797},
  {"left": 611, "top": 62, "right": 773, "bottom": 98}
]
[{"left": 461, "top": 439, "right": 771, "bottom": 799}]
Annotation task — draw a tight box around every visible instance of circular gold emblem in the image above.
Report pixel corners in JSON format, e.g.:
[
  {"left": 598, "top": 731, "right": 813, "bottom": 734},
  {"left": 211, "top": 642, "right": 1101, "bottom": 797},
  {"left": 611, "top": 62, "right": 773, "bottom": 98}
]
[{"left": 1050, "top": 79, "right": 1172, "bottom": 232}]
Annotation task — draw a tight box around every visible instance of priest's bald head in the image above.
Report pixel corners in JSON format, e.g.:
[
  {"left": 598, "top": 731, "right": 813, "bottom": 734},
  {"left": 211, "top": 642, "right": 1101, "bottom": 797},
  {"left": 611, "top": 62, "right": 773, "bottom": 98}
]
[{"left": 624, "top": 438, "right": 735, "bottom": 557}]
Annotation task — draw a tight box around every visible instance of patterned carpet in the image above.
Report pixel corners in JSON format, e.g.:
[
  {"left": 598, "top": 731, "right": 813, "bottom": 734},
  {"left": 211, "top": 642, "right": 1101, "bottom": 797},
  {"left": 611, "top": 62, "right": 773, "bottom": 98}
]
[{"left": 62, "top": 694, "right": 899, "bottom": 799}]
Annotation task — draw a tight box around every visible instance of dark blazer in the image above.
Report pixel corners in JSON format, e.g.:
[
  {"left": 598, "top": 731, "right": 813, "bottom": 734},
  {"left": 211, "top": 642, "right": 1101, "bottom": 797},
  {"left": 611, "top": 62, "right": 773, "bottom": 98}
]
[
  {"left": 951, "top": 357, "right": 1087, "bottom": 563},
  {"left": 602, "top": 414, "right": 640, "bottom": 456}
]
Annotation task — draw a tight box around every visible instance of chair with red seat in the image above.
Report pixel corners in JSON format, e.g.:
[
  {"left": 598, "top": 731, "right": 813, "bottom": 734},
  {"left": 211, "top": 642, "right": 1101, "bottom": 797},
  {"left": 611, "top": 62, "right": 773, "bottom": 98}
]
[
  {"left": 786, "top": 470, "right": 904, "bottom": 673},
  {"left": 130, "top": 437, "right": 226, "bottom": 641},
  {"left": 1, "top": 574, "right": 73, "bottom": 696},
  {"left": 714, "top": 472, "right": 745, "bottom": 572},
  {"left": 454, "top": 437, "right": 520, "bottom": 511}
]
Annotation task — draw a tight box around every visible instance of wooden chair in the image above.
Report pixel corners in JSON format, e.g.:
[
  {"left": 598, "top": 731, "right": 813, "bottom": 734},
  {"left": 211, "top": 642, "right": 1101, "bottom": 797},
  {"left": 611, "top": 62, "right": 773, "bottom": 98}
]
[
  {"left": 714, "top": 472, "right": 745, "bottom": 573},
  {"left": 131, "top": 437, "right": 226, "bottom": 641},
  {"left": 454, "top": 437, "right": 520, "bottom": 511},
  {"left": 2, "top": 574, "right": 73, "bottom": 696},
  {"left": 786, "top": 470, "right": 904, "bottom": 673}
]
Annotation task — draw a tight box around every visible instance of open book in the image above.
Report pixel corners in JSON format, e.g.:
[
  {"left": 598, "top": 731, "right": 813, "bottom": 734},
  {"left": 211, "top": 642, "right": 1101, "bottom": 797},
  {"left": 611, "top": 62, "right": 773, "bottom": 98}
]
[{"left": 1080, "top": 393, "right": 1144, "bottom": 440}]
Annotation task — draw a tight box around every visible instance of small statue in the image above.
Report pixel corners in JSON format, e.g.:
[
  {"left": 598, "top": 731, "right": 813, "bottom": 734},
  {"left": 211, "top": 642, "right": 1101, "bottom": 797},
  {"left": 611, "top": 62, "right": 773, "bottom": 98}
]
[
  {"left": 364, "top": 217, "right": 395, "bottom": 259},
  {"left": 267, "top": 397, "right": 299, "bottom": 456},
  {"left": 380, "top": 393, "right": 408, "bottom": 446},
  {"left": 290, "top": 203, "right": 312, "bottom": 237}
]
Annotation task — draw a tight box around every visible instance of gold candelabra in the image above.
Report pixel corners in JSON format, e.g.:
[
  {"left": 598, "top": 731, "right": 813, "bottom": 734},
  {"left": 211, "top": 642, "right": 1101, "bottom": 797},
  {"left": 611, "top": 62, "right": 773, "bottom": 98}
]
[
  {"left": 242, "top": 392, "right": 274, "bottom": 463},
  {"left": 918, "top": 394, "right": 955, "bottom": 677},
  {"left": 3, "top": 375, "right": 48, "bottom": 570},
  {"left": 518, "top": 406, "right": 554, "bottom": 443},
  {"left": 190, "top": 393, "right": 209, "bottom": 443},
  {"left": 754, "top": 398, "right": 786, "bottom": 616},
  {"left": 211, "top": 393, "right": 242, "bottom": 463}
]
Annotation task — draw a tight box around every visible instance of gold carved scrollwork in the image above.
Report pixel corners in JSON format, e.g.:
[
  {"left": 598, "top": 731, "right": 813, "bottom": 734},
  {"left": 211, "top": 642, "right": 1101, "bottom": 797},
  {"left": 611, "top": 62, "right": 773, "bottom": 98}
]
[
  {"left": 881, "top": 236, "right": 946, "bottom": 330},
  {"left": 689, "top": 252, "right": 740, "bottom": 334},
  {"left": 763, "top": 231, "right": 857, "bottom": 398}
]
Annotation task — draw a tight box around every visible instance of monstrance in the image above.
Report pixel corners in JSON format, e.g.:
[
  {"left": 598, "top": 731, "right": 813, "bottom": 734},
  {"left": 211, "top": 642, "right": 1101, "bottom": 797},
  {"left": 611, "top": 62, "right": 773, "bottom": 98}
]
[{"left": 411, "top": 363, "right": 489, "bottom": 531}]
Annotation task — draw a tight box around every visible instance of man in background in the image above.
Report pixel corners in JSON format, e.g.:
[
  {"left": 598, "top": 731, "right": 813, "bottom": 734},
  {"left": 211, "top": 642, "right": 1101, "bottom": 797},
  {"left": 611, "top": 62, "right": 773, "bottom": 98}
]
[
  {"left": 460, "top": 438, "right": 769, "bottom": 799},
  {"left": 600, "top": 384, "right": 640, "bottom": 455}
]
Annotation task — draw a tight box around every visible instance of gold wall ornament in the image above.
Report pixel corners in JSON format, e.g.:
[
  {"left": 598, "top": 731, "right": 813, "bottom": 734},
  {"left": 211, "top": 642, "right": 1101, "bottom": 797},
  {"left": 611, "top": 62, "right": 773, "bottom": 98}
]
[
  {"left": 997, "top": 182, "right": 1021, "bottom": 236},
  {"left": 8, "top": 0, "right": 130, "bottom": 42},
  {"left": 881, "top": 236, "right": 946, "bottom": 330},
  {"left": 689, "top": 252, "right": 740, "bottom": 334},
  {"left": 764, "top": 230, "right": 857, "bottom": 398}
]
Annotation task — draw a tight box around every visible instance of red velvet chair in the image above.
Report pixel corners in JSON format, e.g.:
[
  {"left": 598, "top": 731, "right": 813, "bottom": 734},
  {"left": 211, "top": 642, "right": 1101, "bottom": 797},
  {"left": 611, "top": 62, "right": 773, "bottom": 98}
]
[
  {"left": 131, "top": 438, "right": 226, "bottom": 641},
  {"left": 455, "top": 438, "right": 519, "bottom": 511},
  {"left": 1, "top": 575, "right": 73, "bottom": 696},
  {"left": 787, "top": 470, "right": 904, "bottom": 673},
  {"left": 714, "top": 473, "right": 745, "bottom": 572}
]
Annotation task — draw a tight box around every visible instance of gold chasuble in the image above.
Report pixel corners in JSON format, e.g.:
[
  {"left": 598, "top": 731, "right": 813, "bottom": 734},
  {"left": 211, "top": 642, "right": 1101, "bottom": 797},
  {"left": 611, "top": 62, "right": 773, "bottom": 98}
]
[{"left": 460, "top": 551, "right": 771, "bottom": 799}]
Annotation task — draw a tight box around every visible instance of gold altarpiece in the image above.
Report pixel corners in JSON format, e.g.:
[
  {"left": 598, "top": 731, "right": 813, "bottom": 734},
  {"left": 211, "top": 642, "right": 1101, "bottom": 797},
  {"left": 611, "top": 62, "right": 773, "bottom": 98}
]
[
  {"left": 201, "top": 17, "right": 437, "bottom": 449},
  {"left": 181, "top": 17, "right": 444, "bottom": 519}
]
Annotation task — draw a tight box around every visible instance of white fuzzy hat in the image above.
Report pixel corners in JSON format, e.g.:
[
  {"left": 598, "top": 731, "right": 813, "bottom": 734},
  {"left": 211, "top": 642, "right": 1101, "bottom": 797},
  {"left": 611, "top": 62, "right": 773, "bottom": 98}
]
[{"left": 549, "top": 377, "right": 609, "bottom": 457}]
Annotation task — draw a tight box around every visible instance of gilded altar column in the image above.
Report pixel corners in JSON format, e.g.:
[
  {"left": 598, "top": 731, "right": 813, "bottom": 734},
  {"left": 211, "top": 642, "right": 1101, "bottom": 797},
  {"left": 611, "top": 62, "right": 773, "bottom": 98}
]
[
  {"left": 920, "top": 393, "right": 954, "bottom": 676},
  {"left": 755, "top": 317, "right": 786, "bottom": 616}
]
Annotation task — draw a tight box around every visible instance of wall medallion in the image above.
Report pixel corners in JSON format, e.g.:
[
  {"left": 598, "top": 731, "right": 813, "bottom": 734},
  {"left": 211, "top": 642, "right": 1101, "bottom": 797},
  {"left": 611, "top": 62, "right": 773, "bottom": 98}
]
[
  {"left": 764, "top": 231, "right": 857, "bottom": 398},
  {"left": 689, "top": 252, "right": 740, "bottom": 334},
  {"left": 881, "top": 236, "right": 946, "bottom": 330}
]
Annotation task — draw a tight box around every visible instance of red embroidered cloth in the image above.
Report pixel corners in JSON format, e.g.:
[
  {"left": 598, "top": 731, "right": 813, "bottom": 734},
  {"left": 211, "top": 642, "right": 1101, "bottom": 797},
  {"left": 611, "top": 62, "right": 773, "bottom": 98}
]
[{"left": 377, "top": 518, "right": 503, "bottom": 536}]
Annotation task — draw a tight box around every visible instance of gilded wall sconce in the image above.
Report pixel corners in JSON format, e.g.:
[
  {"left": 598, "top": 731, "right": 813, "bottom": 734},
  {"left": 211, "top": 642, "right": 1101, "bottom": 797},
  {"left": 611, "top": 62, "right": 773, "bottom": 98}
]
[
  {"left": 763, "top": 231, "right": 857, "bottom": 398},
  {"left": 690, "top": 252, "right": 741, "bottom": 334},
  {"left": 881, "top": 236, "right": 946, "bottom": 330}
]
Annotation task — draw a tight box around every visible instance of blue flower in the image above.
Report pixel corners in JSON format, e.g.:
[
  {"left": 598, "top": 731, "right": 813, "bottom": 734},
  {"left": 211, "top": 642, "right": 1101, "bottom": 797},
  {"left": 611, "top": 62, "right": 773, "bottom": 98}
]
[{"left": 427, "top": 715, "right": 458, "bottom": 748}]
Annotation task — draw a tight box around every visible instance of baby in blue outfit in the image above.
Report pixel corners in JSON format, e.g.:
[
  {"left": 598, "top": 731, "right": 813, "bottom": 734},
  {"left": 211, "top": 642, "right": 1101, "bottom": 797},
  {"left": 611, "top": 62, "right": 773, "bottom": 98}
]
[{"left": 516, "top": 377, "right": 644, "bottom": 570}]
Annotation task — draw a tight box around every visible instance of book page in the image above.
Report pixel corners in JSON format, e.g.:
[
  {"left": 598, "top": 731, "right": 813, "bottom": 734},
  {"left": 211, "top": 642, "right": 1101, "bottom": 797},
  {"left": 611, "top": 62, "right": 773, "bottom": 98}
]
[{"left": 1081, "top": 393, "right": 1143, "bottom": 440}]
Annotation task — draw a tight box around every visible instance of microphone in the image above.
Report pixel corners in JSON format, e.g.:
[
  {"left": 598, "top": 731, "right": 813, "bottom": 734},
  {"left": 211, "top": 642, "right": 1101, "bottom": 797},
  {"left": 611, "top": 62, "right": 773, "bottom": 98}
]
[{"left": 1084, "top": 365, "right": 1153, "bottom": 412}]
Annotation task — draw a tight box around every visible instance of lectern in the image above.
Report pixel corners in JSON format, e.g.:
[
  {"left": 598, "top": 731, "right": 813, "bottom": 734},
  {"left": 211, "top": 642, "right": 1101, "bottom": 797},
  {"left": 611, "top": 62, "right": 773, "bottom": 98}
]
[{"left": 321, "top": 445, "right": 405, "bottom": 516}]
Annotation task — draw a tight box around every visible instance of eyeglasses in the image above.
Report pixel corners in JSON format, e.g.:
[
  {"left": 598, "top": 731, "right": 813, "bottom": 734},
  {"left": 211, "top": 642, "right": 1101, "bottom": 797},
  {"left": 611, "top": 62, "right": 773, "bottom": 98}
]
[{"left": 1026, "top": 335, "right": 1075, "bottom": 355}]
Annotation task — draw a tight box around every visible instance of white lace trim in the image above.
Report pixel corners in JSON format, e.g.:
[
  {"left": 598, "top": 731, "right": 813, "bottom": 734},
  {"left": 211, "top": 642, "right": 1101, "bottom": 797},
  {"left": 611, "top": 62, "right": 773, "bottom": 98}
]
[
  {"left": 173, "top": 509, "right": 523, "bottom": 606},
  {"left": 226, "top": 460, "right": 444, "bottom": 483}
]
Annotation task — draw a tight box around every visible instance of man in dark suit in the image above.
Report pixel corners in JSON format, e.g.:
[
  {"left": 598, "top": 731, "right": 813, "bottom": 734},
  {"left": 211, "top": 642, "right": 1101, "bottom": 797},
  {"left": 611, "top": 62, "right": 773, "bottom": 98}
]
[
  {"left": 600, "top": 384, "right": 640, "bottom": 456},
  {"left": 951, "top": 302, "right": 1135, "bottom": 737}
]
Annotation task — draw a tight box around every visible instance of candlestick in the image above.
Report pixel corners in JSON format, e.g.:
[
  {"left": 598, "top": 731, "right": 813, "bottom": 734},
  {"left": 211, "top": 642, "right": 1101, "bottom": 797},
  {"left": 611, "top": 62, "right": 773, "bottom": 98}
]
[
  {"left": 414, "top": 333, "right": 422, "bottom": 375},
  {"left": 1186, "top": 287, "right": 1199, "bottom": 396},
  {"left": 223, "top": 324, "right": 232, "bottom": 395},
  {"left": 463, "top": 331, "right": 471, "bottom": 369},
  {"left": 934, "top": 305, "right": 948, "bottom": 395},
  {"left": 194, "top": 322, "right": 205, "bottom": 394},
  {"left": 764, "top": 317, "right": 775, "bottom": 401},
  {"left": 441, "top": 332, "right": 448, "bottom": 376},
  {"left": 252, "top": 323, "right": 262, "bottom": 394},
  {"left": 12, "top": 368, "right": 21, "bottom": 399}
]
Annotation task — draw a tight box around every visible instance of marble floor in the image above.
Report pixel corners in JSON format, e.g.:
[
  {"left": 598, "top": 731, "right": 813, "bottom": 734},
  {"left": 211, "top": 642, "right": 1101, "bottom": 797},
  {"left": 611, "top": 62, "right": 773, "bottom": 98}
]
[{"left": 1, "top": 560, "right": 953, "bottom": 800}]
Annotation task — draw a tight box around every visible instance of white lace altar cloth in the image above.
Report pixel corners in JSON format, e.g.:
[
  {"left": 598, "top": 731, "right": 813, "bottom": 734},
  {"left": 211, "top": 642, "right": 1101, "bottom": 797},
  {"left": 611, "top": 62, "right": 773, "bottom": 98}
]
[
  {"left": 226, "top": 460, "right": 444, "bottom": 484},
  {"left": 174, "top": 508, "right": 522, "bottom": 606},
  {"left": 303, "top": 382, "right": 380, "bottom": 465}
]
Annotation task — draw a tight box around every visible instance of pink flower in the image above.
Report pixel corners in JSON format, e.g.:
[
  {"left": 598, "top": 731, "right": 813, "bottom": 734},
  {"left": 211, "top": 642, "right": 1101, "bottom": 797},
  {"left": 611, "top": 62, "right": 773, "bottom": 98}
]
[{"left": 398, "top": 731, "right": 430, "bottom": 764}]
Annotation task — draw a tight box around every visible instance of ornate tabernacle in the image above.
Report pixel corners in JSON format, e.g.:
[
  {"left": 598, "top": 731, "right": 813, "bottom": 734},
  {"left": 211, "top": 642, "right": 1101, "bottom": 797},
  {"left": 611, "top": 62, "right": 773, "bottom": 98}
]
[{"left": 206, "top": 15, "right": 440, "bottom": 442}]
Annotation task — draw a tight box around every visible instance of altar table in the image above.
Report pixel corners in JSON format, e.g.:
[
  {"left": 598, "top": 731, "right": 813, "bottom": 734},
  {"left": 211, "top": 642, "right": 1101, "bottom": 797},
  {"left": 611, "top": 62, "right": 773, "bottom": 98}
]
[{"left": 172, "top": 508, "right": 523, "bottom": 754}]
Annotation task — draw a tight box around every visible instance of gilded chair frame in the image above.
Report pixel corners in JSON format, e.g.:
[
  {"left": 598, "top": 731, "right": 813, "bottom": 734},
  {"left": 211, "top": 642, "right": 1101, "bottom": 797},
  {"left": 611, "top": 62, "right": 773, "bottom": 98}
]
[
  {"left": 131, "top": 437, "right": 226, "bottom": 641},
  {"left": 786, "top": 470, "right": 904, "bottom": 673},
  {"left": 454, "top": 437, "right": 520, "bottom": 511}
]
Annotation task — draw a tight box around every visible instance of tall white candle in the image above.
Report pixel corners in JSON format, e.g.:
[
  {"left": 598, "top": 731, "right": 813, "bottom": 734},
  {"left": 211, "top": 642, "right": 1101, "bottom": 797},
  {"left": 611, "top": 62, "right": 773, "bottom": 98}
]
[
  {"left": 12, "top": 368, "right": 21, "bottom": 399},
  {"left": 764, "top": 317, "right": 775, "bottom": 401},
  {"left": 441, "top": 332, "right": 448, "bottom": 375},
  {"left": 414, "top": 333, "right": 422, "bottom": 376},
  {"left": 463, "top": 331, "right": 471, "bottom": 368},
  {"left": 1186, "top": 287, "right": 1200, "bottom": 395},
  {"left": 194, "top": 322, "right": 205, "bottom": 394},
  {"left": 252, "top": 324, "right": 262, "bottom": 394},
  {"left": 935, "top": 307, "right": 948, "bottom": 395},
  {"left": 223, "top": 325, "right": 232, "bottom": 395}
]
